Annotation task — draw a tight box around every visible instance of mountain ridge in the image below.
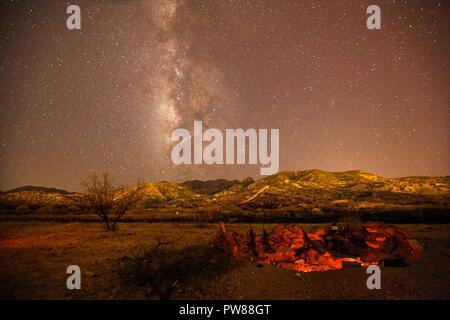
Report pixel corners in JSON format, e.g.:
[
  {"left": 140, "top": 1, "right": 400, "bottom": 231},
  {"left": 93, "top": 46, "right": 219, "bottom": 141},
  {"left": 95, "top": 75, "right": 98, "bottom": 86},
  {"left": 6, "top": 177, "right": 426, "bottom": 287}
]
[
  {"left": 1, "top": 170, "right": 449, "bottom": 213},
  {"left": 5, "top": 185, "right": 70, "bottom": 195}
]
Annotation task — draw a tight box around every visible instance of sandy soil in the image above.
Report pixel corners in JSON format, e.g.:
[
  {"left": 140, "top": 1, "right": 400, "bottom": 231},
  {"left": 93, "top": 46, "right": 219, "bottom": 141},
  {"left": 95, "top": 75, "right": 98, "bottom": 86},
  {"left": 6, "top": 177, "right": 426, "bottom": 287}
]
[{"left": 0, "top": 221, "right": 449, "bottom": 299}]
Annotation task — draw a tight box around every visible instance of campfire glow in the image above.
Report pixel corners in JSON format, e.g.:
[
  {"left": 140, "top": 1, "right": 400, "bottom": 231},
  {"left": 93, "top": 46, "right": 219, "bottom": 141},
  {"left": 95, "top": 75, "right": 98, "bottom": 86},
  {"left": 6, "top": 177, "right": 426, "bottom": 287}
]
[{"left": 214, "top": 223, "right": 422, "bottom": 272}]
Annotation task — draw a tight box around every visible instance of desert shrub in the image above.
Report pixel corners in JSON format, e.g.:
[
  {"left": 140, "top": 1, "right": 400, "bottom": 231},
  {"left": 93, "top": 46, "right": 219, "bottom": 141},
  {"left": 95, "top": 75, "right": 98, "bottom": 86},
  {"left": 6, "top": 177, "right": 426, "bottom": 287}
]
[
  {"left": 15, "top": 204, "right": 30, "bottom": 214},
  {"left": 242, "top": 177, "right": 255, "bottom": 187},
  {"left": 118, "top": 240, "right": 233, "bottom": 300},
  {"left": 53, "top": 203, "right": 69, "bottom": 210},
  {"left": 67, "top": 204, "right": 81, "bottom": 212},
  {"left": 0, "top": 200, "right": 20, "bottom": 211},
  {"left": 241, "top": 197, "right": 279, "bottom": 210},
  {"left": 28, "top": 203, "right": 44, "bottom": 210},
  {"left": 287, "top": 210, "right": 297, "bottom": 220},
  {"left": 141, "top": 198, "right": 164, "bottom": 209},
  {"left": 45, "top": 203, "right": 71, "bottom": 215},
  {"left": 204, "top": 209, "right": 233, "bottom": 222},
  {"left": 36, "top": 205, "right": 55, "bottom": 214},
  {"left": 300, "top": 207, "right": 314, "bottom": 219},
  {"left": 338, "top": 214, "right": 363, "bottom": 232}
]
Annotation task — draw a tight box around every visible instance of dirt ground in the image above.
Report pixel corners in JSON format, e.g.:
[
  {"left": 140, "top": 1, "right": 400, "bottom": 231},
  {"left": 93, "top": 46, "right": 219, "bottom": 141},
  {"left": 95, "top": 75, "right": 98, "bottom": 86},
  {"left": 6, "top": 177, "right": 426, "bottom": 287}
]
[{"left": 0, "top": 221, "right": 449, "bottom": 300}]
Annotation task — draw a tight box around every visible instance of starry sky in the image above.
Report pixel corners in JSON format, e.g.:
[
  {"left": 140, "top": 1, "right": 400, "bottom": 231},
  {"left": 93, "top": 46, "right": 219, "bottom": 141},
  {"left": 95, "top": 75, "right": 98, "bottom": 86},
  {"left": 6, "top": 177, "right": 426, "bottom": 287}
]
[{"left": 0, "top": 0, "right": 449, "bottom": 191}]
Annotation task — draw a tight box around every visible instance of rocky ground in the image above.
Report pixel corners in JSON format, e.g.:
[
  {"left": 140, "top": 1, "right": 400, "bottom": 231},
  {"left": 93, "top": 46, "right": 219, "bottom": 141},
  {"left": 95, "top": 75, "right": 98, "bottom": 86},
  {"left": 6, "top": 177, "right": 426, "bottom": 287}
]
[{"left": 0, "top": 221, "right": 448, "bottom": 299}]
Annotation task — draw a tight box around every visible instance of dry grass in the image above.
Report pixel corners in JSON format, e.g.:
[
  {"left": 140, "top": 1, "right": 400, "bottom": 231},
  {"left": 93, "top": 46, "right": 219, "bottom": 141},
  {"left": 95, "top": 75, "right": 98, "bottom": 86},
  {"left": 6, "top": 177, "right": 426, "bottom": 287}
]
[{"left": 0, "top": 221, "right": 449, "bottom": 299}]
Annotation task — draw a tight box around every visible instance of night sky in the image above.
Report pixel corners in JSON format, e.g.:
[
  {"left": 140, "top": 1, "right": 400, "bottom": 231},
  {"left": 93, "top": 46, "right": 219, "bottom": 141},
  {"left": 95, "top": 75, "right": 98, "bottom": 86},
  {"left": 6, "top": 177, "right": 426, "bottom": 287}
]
[{"left": 0, "top": 0, "right": 449, "bottom": 191}]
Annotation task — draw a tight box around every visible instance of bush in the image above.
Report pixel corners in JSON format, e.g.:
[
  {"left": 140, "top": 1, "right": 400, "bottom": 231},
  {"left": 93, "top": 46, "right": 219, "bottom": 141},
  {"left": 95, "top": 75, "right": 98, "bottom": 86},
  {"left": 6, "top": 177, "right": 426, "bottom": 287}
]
[
  {"left": 118, "top": 240, "right": 234, "bottom": 300},
  {"left": 15, "top": 204, "right": 30, "bottom": 214},
  {"left": 141, "top": 198, "right": 164, "bottom": 209},
  {"left": 242, "top": 177, "right": 255, "bottom": 187},
  {"left": 67, "top": 204, "right": 81, "bottom": 212},
  {"left": 338, "top": 214, "right": 363, "bottom": 232},
  {"left": 36, "top": 205, "right": 55, "bottom": 214},
  {"left": 0, "top": 200, "right": 20, "bottom": 211}
]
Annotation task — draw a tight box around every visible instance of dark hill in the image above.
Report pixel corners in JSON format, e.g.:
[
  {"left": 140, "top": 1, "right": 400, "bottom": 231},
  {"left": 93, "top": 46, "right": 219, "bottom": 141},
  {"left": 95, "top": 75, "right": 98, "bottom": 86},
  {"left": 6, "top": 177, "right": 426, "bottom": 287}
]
[
  {"left": 6, "top": 185, "right": 70, "bottom": 195},
  {"left": 182, "top": 179, "right": 240, "bottom": 195}
]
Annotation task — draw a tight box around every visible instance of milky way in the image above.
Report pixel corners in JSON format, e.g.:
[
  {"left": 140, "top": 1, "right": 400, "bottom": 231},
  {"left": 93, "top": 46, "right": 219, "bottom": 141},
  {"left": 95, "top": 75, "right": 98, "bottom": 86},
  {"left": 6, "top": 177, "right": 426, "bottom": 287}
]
[
  {"left": 0, "top": 0, "right": 449, "bottom": 191},
  {"left": 144, "top": 0, "right": 235, "bottom": 174}
]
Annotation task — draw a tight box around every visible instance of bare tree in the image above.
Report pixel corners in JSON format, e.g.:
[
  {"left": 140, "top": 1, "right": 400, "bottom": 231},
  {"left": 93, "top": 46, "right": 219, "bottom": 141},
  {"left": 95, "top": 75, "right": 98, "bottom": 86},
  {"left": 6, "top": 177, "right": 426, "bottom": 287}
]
[{"left": 82, "top": 173, "right": 144, "bottom": 231}]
